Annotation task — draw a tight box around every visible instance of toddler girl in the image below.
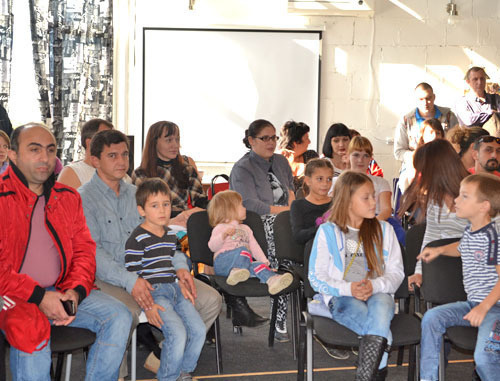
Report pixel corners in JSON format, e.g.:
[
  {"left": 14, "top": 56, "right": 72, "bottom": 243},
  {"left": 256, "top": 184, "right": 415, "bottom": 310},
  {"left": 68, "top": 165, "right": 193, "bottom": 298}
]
[{"left": 208, "top": 190, "right": 293, "bottom": 294}]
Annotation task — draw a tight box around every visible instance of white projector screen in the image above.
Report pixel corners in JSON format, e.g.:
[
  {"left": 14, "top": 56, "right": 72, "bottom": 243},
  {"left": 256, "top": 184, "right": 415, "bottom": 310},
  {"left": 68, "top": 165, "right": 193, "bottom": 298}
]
[{"left": 142, "top": 28, "right": 321, "bottom": 163}]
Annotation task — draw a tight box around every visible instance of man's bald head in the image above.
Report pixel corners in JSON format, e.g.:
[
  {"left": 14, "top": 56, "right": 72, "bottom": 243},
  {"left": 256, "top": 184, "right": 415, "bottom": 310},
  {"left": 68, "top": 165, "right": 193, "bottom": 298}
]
[{"left": 10, "top": 123, "right": 56, "bottom": 153}]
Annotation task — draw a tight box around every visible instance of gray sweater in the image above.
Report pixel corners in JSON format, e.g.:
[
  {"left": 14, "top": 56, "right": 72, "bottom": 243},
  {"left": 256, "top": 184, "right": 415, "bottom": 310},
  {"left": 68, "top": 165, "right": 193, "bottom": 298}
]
[{"left": 230, "top": 150, "right": 294, "bottom": 215}]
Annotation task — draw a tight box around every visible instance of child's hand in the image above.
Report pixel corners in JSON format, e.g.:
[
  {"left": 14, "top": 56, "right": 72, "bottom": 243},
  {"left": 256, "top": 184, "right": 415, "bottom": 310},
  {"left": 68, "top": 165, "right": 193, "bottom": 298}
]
[
  {"left": 464, "top": 304, "right": 489, "bottom": 327},
  {"left": 351, "top": 280, "right": 372, "bottom": 301},
  {"left": 408, "top": 273, "right": 423, "bottom": 291},
  {"left": 417, "top": 247, "right": 441, "bottom": 263},
  {"left": 224, "top": 228, "right": 236, "bottom": 239},
  {"left": 145, "top": 304, "right": 166, "bottom": 329},
  {"left": 360, "top": 279, "right": 373, "bottom": 299}
]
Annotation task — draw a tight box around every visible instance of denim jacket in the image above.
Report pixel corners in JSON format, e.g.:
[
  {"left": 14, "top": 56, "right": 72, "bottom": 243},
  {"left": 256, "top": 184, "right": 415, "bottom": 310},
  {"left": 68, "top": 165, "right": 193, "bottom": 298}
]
[{"left": 79, "top": 172, "right": 189, "bottom": 293}]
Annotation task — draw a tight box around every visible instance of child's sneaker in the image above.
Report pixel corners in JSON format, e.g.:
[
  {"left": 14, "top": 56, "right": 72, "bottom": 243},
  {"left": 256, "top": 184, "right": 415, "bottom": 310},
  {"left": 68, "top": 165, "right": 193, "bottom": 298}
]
[
  {"left": 267, "top": 273, "right": 293, "bottom": 295},
  {"left": 176, "top": 372, "right": 192, "bottom": 380},
  {"left": 226, "top": 268, "right": 250, "bottom": 286}
]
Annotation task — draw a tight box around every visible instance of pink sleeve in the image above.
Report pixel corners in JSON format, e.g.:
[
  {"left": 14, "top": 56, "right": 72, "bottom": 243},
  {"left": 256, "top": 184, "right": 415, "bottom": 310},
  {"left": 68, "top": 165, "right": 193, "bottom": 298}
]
[
  {"left": 208, "top": 224, "right": 226, "bottom": 253},
  {"left": 246, "top": 226, "right": 269, "bottom": 264}
]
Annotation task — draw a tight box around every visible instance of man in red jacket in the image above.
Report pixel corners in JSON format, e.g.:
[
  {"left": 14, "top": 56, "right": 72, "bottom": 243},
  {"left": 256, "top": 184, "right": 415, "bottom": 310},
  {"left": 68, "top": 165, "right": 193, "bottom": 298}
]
[{"left": 0, "top": 123, "right": 132, "bottom": 380}]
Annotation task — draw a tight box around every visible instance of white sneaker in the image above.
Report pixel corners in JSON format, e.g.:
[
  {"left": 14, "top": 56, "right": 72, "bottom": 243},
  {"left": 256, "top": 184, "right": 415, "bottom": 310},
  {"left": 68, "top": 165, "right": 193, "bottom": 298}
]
[
  {"left": 226, "top": 268, "right": 250, "bottom": 286},
  {"left": 267, "top": 273, "right": 293, "bottom": 295}
]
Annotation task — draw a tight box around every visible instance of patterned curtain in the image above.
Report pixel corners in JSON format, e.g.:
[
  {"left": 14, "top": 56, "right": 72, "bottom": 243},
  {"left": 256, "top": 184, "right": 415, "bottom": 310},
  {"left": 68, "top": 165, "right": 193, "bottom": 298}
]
[
  {"left": 0, "top": 0, "right": 13, "bottom": 106},
  {"left": 29, "top": 0, "right": 113, "bottom": 163}
]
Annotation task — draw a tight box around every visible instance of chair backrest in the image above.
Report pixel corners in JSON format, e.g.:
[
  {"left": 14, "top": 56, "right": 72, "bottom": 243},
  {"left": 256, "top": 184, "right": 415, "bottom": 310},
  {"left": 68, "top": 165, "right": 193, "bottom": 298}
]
[
  {"left": 273, "top": 211, "right": 305, "bottom": 264},
  {"left": 207, "top": 174, "right": 230, "bottom": 200},
  {"left": 421, "top": 238, "right": 466, "bottom": 305},
  {"left": 186, "top": 210, "right": 268, "bottom": 269},
  {"left": 187, "top": 211, "right": 214, "bottom": 267},
  {"left": 405, "top": 223, "right": 426, "bottom": 276},
  {"left": 303, "top": 239, "right": 316, "bottom": 299}
]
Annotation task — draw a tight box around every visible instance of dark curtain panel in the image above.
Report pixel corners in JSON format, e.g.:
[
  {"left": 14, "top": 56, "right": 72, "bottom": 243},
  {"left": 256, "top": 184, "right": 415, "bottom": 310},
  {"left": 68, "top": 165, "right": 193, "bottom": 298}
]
[
  {"left": 29, "top": 0, "right": 113, "bottom": 163},
  {"left": 0, "top": 0, "right": 13, "bottom": 106}
]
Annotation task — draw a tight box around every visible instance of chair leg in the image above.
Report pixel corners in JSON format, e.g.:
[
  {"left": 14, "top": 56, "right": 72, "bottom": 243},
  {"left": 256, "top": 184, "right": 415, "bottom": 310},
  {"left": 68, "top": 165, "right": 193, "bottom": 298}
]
[
  {"left": 268, "top": 296, "right": 279, "bottom": 347},
  {"left": 54, "top": 352, "right": 65, "bottom": 381},
  {"left": 407, "top": 344, "right": 416, "bottom": 381},
  {"left": 416, "top": 344, "right": 420, "bottom": 381},
  {"left": 291, "top": 291, "right": 298, "bottom": 360},
  {"left": 306, "top": 319, "right": 313, "bottom": 381},
  {"left": 131, "top": 327, "right": 137, "bottom": 381},
  {"left": 64, "top": 353, "right": 72, "bottom": 381},
  {"left": 439, "top": 337, "right": 445, "bottom": 381},
  {"left": 297, "top": 319, "right": 306, "bottom": 381},
  {"left": 397, "top": 345, "right": 404, "bottom": 366},
  {"left": 214, "top": 317, "right": 223, "bottom": 374}
]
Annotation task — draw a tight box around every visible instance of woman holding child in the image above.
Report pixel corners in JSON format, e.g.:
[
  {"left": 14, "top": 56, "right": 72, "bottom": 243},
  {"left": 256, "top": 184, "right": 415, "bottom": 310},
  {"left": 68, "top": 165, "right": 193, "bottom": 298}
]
[{"left": 230, "top": 119, "right": 295, "bottom": 341}]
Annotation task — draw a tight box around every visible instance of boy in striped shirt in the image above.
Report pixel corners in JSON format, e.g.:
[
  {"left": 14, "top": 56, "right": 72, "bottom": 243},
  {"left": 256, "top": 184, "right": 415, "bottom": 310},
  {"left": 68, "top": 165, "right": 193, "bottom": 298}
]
[
  {"left": 418, "top": 173, "right": 500, "bottom": 381},
  {"left": 125, "top": 178, "right": 205, "bottom": 381}
]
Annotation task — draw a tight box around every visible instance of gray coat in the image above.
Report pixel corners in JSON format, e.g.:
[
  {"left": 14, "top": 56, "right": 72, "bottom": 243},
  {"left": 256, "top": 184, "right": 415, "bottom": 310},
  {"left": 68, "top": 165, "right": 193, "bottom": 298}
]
[{"left": 230, "top": 150, "right": 294, "bottom": 215}]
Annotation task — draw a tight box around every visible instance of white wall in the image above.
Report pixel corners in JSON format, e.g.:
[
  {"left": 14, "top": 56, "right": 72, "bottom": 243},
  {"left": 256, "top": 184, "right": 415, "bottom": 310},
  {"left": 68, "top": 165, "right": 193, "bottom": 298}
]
[{"left": 116, "top": 0, "right": 500, "bottom": 180}]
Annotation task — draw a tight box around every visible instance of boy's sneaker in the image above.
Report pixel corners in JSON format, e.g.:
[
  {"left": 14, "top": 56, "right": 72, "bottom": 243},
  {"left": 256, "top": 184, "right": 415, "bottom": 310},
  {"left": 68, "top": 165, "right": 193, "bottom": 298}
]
[
  {"left": 275, "top": 320, "right": 290, "bottom": 343},
  {"left": 226, "top": 268, "right": 250, "bottom": 286},
  {"left": 176, "top": 372, "right": 192, "bottom": 381},
  {"left": 314, "top": 336, "right": 350, "bottom": 360},
  {"left": 267, "top": 273, "right": 293, "bottom": 295}
]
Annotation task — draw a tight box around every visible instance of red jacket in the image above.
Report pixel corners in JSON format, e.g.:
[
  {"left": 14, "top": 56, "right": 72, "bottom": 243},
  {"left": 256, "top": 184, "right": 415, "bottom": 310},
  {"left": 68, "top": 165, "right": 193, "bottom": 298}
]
[{"left": 0, "top": 164, "right": 96, "bottom": 305}]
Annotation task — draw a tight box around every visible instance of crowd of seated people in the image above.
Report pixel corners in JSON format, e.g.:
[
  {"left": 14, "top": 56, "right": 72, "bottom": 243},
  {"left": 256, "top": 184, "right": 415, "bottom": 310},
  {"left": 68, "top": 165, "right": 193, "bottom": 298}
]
[{"left": 1, "top": 65, "right": 500, "bottom": 381}]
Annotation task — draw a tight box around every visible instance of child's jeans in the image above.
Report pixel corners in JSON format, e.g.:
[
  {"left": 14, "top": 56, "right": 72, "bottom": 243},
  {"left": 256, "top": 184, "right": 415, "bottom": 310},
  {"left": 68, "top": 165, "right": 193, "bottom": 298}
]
[
  {"left": 420, "top": 300, "right": 500, "bottom": 381},
  {"left": 214, "top": 247, "right": 275, "bottom": 283},
  {"left": 151, "top": 282, "right": 206, "bottom": 381},
  {"left": 328, "top": 293, "right": 394, "bottom": 368}
]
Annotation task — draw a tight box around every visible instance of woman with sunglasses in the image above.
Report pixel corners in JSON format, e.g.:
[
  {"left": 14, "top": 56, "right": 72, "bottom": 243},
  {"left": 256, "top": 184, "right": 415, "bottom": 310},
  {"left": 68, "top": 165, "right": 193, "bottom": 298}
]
[{"left": 230, "top": 119, "right": 295, "bottom": 341}]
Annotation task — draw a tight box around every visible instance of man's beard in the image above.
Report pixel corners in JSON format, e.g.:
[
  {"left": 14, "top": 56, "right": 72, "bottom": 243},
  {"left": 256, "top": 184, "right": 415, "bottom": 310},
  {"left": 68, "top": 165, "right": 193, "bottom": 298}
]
[{"left": 483, "top": 159, "right": 499, "bottom": 172}]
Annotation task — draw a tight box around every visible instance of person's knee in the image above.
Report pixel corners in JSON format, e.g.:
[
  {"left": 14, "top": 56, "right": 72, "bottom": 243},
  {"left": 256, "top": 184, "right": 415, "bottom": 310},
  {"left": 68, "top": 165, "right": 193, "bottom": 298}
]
[
  {"left": 421, "top": 308, "right": 441, "bottom": 331},
  {"left": 109, "top": 302, "right": 133, "bottom": 335}
]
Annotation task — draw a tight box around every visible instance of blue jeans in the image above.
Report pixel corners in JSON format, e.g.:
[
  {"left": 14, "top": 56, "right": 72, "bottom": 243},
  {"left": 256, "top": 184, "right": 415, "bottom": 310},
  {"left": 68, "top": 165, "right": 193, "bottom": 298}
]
[
  {"left": 214, "top": 247, "right": 275, "bottom": 283},
  {"left": 9, "top": 289, "right": 132, "bottom": 381},
  {"left": 420, "top": 301, "right": 500, "bottom": 381},
  {"left": 151, "top": 282, "right": 206, "bottom": 381},
  {"left": 328, "top": 293, "right": 395, "bottom": 368}
]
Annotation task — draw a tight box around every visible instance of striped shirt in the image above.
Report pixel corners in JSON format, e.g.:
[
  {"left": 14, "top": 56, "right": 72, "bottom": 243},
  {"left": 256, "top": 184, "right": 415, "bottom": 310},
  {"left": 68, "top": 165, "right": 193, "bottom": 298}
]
[
  {"left": 125, "top": 225, "right": 178, "bottom": 284},
  {"left": 459, "top": 219, "right": 500, "bottom": 304}
]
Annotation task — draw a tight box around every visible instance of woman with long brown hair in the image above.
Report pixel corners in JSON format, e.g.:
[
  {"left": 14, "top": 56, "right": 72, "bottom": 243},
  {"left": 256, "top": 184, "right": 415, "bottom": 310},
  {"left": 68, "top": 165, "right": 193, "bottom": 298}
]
[
  {"left": 309, "top": 171, "right": 404, "bottom": 380},
  {"left": 399, "top": 139, "right": 470, "bottom": 289},
  {"left": 133, "top": 121, "right": 208, "bottom": 226}
]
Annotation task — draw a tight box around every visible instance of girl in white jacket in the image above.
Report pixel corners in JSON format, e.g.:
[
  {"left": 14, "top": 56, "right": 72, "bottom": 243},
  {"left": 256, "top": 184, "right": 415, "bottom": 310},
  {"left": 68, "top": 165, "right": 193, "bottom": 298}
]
[{"left": 309, "top": 171, "right": 404, "bottom": 381}]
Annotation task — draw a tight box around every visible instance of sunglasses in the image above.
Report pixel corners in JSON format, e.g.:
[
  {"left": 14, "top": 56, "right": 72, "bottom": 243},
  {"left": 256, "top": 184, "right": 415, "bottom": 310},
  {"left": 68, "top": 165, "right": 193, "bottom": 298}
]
[{"left": 477, "top": 136, "right": 500, "bottom": 145}]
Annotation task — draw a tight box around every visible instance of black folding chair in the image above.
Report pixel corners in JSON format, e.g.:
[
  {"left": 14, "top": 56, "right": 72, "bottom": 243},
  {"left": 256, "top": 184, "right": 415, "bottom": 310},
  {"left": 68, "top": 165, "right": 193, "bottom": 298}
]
[
  {"left": 187, "top": 210, "right": 300, "bottom": 374},
  {"left": 297, "top": 239, "right": 421, "bottom": 381},
  {"left": 273, "top": 210, "right": 307, "bottom": 360},
  {"left": 417, "top": 238, "right": 477, "bottom": 381},
  {"left": 2, "top": 326, "right": 95, "bottom": 381}
]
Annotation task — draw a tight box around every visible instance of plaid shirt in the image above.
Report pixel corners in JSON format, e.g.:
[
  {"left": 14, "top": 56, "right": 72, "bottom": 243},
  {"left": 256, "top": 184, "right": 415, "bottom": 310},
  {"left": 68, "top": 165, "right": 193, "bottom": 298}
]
[{"left": 133, "top": 156, "right": 208, "bottom": 216}]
